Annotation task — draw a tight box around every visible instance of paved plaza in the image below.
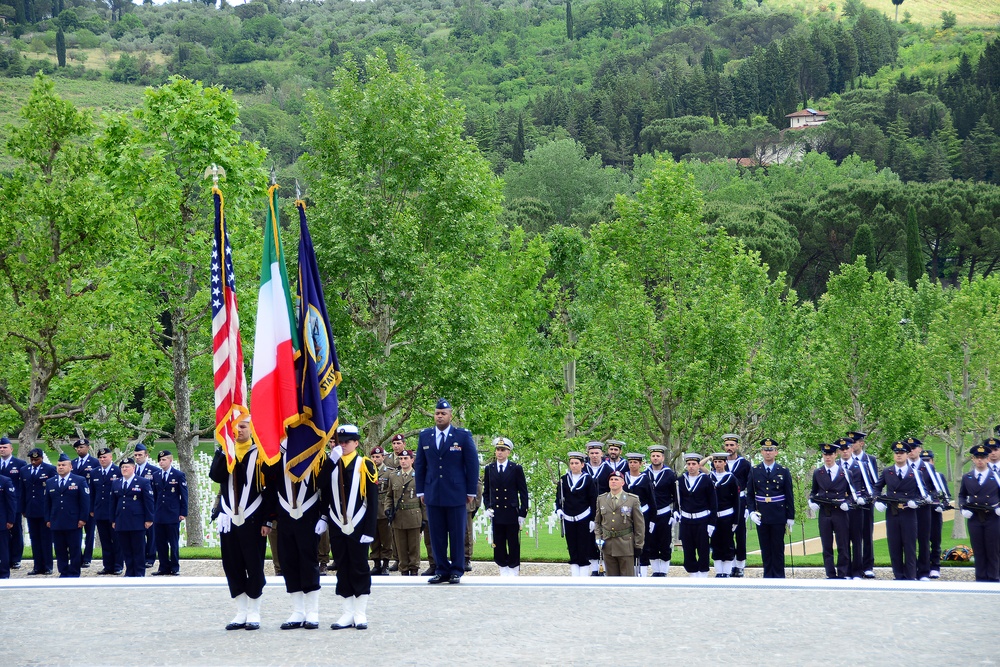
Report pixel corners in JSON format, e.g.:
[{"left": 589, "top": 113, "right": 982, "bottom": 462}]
[{"left": 1, "top": 575, "right": 996, "bottom": 666}]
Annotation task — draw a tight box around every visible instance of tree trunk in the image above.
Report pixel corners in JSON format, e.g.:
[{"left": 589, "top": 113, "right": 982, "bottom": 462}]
[
  {"left": 563, "top": 330, "right": 577, "bottom": 439},
  {"left": 171, "top": 307, "right": 204, "bottom": 546}
]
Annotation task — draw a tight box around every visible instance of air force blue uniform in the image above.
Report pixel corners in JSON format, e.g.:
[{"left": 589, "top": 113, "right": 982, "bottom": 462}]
[
  {"left": 89, "top": 464, "right": 123, "bottom": 573},
  {"left": 22, "top": 461, "right": 57, "bottom": 574},
  {"left": 112, "top": 475, "right": 154, "bottom": 577},
  {"left": 44, "top": 473, "right": 91, "bottom": 577},
  {"left": 0, "top": 456, "right": 26, "bottom": 568},
  {"left": 152, "top": 466, "right": 188, "bottom": 575},
  {"left": 72, "top": 454, "right": 100, "bottom": 564},
  {"left": 0, "top": 473, "right": 16, "bottom": 578}
]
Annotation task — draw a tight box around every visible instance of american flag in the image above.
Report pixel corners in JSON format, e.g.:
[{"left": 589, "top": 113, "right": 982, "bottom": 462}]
[{"left": 211, "top": 186, "right": 249, "bottom": 471}]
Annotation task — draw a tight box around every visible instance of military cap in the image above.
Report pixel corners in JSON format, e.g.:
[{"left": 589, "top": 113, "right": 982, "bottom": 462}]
[
  {"left": 835, "top": 437, "right": 854, "bottom": 450},
  {"left": 847, "top": 431, "right": 867, "bottom": 440},
  {"left": 626, "top": 452, "right": 644, "bottom": 461},
  {"left": 435, "top": 398, "right": 452, "bottom": 410},
  {"left": 96, "top": 447, "right": 112, "bottom": 457},
  {"left": 683, "top": 452, "right": 702, "bottom": 462},
  {"left": 890, "top": 441, "right": 910, "bottom": 454},
  {"left": 0, "top": 436, "right": 10, "bottom": 445},
  {"left": 608, "top": 470, "right": 625, "bottom": 481},
  {"left": 157, "top": 450, "right": 172, "bottom": 460},
  {"left": 370, "top": 446, "right": 385, "bottom": 455},
  {"left": 586, "top": 441, "right": 604, "bottom": 451},
  {"left": 985, "top": 437, "right": 1000, "bottom": 450},
  {"left": 904, "top": 437, "right": 923, "bottom": 447},
  {"left": 606, "top": 439, "right": 625, "bottom": 449},
  {"left": 120, "top": 457, "right": 136, "bottom": 467},
  {"left": 391, "top": 433, "right": 406, "bottom": 442},
  {"left": 492, "top": 437, "right": 513, "bottom": 451},
  {"left": 971, "top": 444, "right": 990, "bottom": 457},
  {"left": 920, "top": 449, "right": 934, "bottom": 461},
  {"left": 336, "top": 424, "right": 360, "bottom": 441},
  {"left": 722, "top": 433, "right": 741, "bottom": 443},
  {"left": 72, "top": 438, "right": 90, "bottom": 448},
  {"left": 27, "top": 447, "right": 43, "bottom": 458},
  {"left": 759, "top": 439, "right": 779, "bottom": 449},
  {"left": 711, "top": 452, "right": 728, "bottom": 460},
  {"left": 57, "top": 453, "right": 71, "bottom": 462},
  {"left": 648, "top": 445, "right": 667, "bottom": 454},
  {"left": 820, "top": 443, "right": 839, "bottom": 455},
  {"left": 400, "top": 450, "right": 414, "bottom": 458},
  {"left": 134, "top": 443, "right": 147, "bottom": 452},
  {"left": 567, "top": 451, "right": 586, "bottom": 461}
]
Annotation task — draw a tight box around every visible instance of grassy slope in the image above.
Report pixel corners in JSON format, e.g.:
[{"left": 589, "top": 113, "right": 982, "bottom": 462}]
[{"left": 766, "top": 0, "right": 1000, "bottom": 27}]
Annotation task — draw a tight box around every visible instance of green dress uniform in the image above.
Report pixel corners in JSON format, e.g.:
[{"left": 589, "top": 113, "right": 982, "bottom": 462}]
[
  {"left": 386, "top": 468, "right": 422, "bottom": 575},
  {"left": 594, "top": 490, "right": 645, "bottom": 576},
  {"left": 369, "top": 463, "right": 394, "bottom": 574}
]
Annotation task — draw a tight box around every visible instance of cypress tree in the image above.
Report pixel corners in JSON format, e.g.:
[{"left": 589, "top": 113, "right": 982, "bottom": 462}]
[
  {"left": 566, "top": 0, "right": 573, "bottom": 40},
  {"left": 851, "top": 223, "right": 875, "bottom": 272},
  {"left": 512, "top": 115, "right": 525, "bottom": 163},
  {"left": 56, "top": 28, "right": 66, "bottom": 68},
  {"left": 905, "top": 204, "right": 923, "bottom": 288}
]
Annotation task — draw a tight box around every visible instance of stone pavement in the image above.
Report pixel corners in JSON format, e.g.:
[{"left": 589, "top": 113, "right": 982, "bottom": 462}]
[{"left": 1, "top": 575, "right": 997, "bottom": 666}]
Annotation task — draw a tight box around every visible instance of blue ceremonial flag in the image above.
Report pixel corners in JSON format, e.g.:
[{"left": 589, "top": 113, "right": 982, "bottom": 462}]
[{"left": 285, "top": 197, "right": 342, "bottom": 481}]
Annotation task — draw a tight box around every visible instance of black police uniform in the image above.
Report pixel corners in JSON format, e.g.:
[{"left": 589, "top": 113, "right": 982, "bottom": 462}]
[
  {"left": 746, "top": 459, "right": 795, "bottom": 579},
  {"left": 45, "top": 472, "right": 91, "bottom": 577},
  {"left": 875, "top": 461, "right": 926, "bottom": 580},
  {"left": 483, "top": 459, "right": 529, "bottom": 570},
  {"left": 854, "top": 450, "right": 879, "bottom": 574},
  {"left": 810, "top": 461, "right": 851, "bottom": 579},
  {"left": 725, "top": 456, "right": 751, "bottom": 572},
  {"left": 958, "top": 461, "right": 1000, "bottom": 582}
]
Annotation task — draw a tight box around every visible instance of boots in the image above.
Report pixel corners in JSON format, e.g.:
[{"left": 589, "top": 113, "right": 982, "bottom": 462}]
[
  {"left": 353, "top": 595, "right": 369, "bottom": 630},
  {"left": 245, "top": 595, "right": 262, "bottom": 630},
  {"left": 388, "top": 561, "right": 399, "bottom": 572},
  {"left": 370, "top": 560, "right": 382, "bottom": 576},
  {"left": 330, "top": 596, "right": 355, "bottom": 630},
  {"left": 303, "top": 589, "right": 320, "bottom": 630},
  {"left": 280, "top": 591, "right": 305, "bottom": 630},
  {"left": 380, "top": 560, "right": 391, "bottom": 575},
  {"left": 226, "top": 593, "right": 248, "bottom": 630}
]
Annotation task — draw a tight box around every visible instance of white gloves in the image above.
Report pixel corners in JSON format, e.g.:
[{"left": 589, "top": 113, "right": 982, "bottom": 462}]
[
  {"left": 808, "top": 502, "right": 820, "bottom": 512},
  {"left": 856, "top": 497, "right": 866, "bottom": 506},
  {"left": 315, "top": 518, "right": 327, "bottom": 535},
  {"left": 517, "top": 517, "right": 525, "bottom": 530},
  {"left": 935, "top": 505, "right": 944, "bottom": 513},
  {"left": 485, "top": 508, "right": 495, "bottom": 518},
  {"left": 648, "top": 522, "right": 655, "bottom": 534},
  {"left": 874, "top": 502, "right": 886, "bottom": 512},
  {"left": 732, "top": 523, "right": 737, "bottom": 532},
  {"left": 906, "top": 500, "right": 918, "bottom": 509},
  {"left": 359, "top": 534, "right": 373, "bottom": 544},
  {"left": 216, "top": 514, "right": 232, "bottom": 534},
  {"left": 555, "top": 509, "right": 565, "bottom": 519},
  {"left": 588, "top": 520, "right": 595, "bottom": 533},
  {"left": 707, "top": 525, "right": 715, "bottom": 537},
  {"left": 668, "top": 514, "right": 679, "bottom": 527},
  {"left": 786, "top": 519, "right": 795, "bottom": 529},
  {"left": 329, "top": 444, "right": 344, "bottom": 464},
  {"left": 961, "top": 509, "right": 973, "bottom": 519},
  {"left": 744, "top": 508, "right": 749, "bottom": 520},
  {"left": 749, "top": 512, "right": 762, "bottom": 526},
  {"left": 839, "top": 502, "right": 849, "bottom": 512},
  {"left": 995, "top": 507, "right": 1000, "bottom": 517}
]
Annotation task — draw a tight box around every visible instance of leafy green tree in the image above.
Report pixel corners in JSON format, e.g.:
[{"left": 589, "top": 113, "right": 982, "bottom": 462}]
[
  {"left": 0, "top": 75, "right": 134, "bottom": 453},
  {"left": 302, "top": 49, "right": 503, "bottom": 448},
  {"left": 99, "top": 77, "right": 267, "bottom": 546},
  {"left": 905, "top": 203, "right": 924, "bottom": 288},
  {"left": 941, "top": 11, "right": 956, "bottom": 30},
  {"left": 851, "top": 222, "right": 876, "bottom": 272}
]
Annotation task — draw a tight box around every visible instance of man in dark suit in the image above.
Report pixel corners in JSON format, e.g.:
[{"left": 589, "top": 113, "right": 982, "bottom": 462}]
[
  {"left": 0, "top": 436, "right": 26, "bottom": 570},
  {"left": 70, "top": 438, "right": 100, "bottom": 567},
  {"left": 414, "top": 398, "right": 479, "bottom": 584},
  {"left": 44, "top": 453, "right": 91, "bottom": 577},
  {"left": 112, "top": 457, "right": 154, "bottom": 577},
  {"left": 874, "top": 441, "right": 928, "bottom": 580},
  {"left": 151, "top": 450, "right": 187, "bottom": 576},
  {"left": 483, "top": 437, "right": 529, "bottom": 576},
  {"left": 747, "top": 439, "right": 795, "bottom": 578},
  {"left": 89, "top": 447, "right": 123, "bottom": 575},
  {"left": 22, "top": 447, "right": 56, "bottom": 575}
]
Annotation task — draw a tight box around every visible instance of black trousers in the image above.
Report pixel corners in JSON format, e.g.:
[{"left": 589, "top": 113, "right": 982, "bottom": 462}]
[
  {"left": 818, "top": 508, "right": 850, "bottom": 578},
  {"left": 330, "top": 532, "right": 371, "bottom": 597},
  {"left": 96, "top": 519, "right": 122, "bottom": 572},
  {"left": 117, "top": 529, "right": 146, "bottom": 577},
  {"left": 847, "top": 508, "right": 866, "bottom": 578},
  {"left": 154, "top": 522, "right": 181, "bottom": 574},
  {"left": 885, "top": 508, "right": 917, "bottom": 580},
  {"left": 564, "top": 520, "right": 593, "bottom": 566},
  {"left": 220, "top": 523, "right": 267, "bottom": 599},
  {"left": 680, "top": 521, "right": 710, "bottom": 573},
  {"left": 9, "top": 512, "right": 23, "bottom": 565},
  {"left": 967, "top": 513, "right": 1000, "bottom": 582},
  {"left": 492, "top": 521, "right": 521, "bottom": 567},
  {"left": 915, "top": 505, "right": 931, "bottom": 578},
  {"left": 0, "top": 528, "right": 8, "bottom": 578},
  {"left": 861, "top": 508, "right": 875, "bottom": 571},
  {"left": 82, "top": 515, "right": 95, "bottom": 564},
  {"left": 277, "top": 515, "right": 321, "bottom": 594},
  {"left": 52, "top": 527, "right": 83, "bottom": 577},
  {"left": 929, "top": 507, "right": 943, "bottom": 571},
  {"left": 144, "top": 523, "right": 156, "bottom": 564},
  {"left": 757, "top": 523, "right": 786, "bottom": 578},
  {"left": 711, "top": 517, "right": 737, "bottom": 563},
  {"left": 26, "top": 516, "right": 52, "bottom": 573},
  {"left": 734, "top": 498, "right": 747, "bottom": 561}
]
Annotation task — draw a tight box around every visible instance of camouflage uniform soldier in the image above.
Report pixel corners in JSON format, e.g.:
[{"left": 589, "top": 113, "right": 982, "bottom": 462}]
[
  {"left": 594, "top": 470, "right": 645, "bottom": 576},
  {"left": 386, "top": 450, "right": 422, "bottom": 575}
]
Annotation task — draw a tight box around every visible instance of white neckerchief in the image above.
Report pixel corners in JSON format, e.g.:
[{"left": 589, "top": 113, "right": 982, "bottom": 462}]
[
  {"left": 568, "top": 472, "right": 585, "bottom": 490},
  {"left": 684, "top": 473, "right": 703, "bottom": 492}
]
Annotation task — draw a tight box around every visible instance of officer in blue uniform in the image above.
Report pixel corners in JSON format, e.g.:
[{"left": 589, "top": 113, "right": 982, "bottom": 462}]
[
  {"left": 71, "top": 438, "right": 100, "bottom": 567},
  {"left": 22, "top": 448, "right": 56, "bottom": 575},
  {"left": 0, "top": 468, "right": 16, "bottom": 578},
  {"left": 848, "top": 431, "right": 879, "bottom": 578},
  {"left": 809, "top": 443, "right": 851, "bottom": 579},
  {"left": 151, "top": 450, "right": 187, "bottom": 576},
  {"left": 414, "top": 399, "right": 479, "bottom": 585},
  {"left": 958, "top": 442, "right": 1000, "bottom": 582},
  {"left": 747, "top": 439, "right": 795, "bottom": 578},
  {"left": 133, "top": 444, "right": 159, "bottom": 568},
  {"left": 112, "top": 457, "right": 155, "bottom": 577},
  {"left": 920, "top": 448, "right": 950, "bottom": 579},
  {"left": 0, "top": 436, "right": 26, "bottom": 569},
  {"left": 837, "top": 438, "right": 867, "bottom": 579},
  {"left": 722, "top": 434, "right": 751, "bottom": 577},
  {"left": 89, "top": 447, "right": 123, "bottom": 575},
  {"left": 44, "top": 453, "right": 91, "bottom": 577},
  {"left": 483, "top": 437, "right": 529, "bottom": 576},
  {"left": 874, "top": 441, "right": 928, "bottom": 581}
]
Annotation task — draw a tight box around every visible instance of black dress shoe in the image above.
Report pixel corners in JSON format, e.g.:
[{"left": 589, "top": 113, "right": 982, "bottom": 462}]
[
  {"left": 651, "top": 572, "right": 667, "bottom": 577},
  {"left": 96, "top": 569, "right": 115, "bottom": 575},
  {"left": 151, "top": 571, "right": 169, "bottom": 576},
  {"left": 170, "top": 571, "right": 180, "bottom": 576},
  {"left": 388, "top": 562, "right": 399, "bottom": 572},
  {"left": 330, "top": 621, "right": 355, "bottom": 630},
  {"left": 225, "top": 622, "right": 246, "bottom": 631},
  {"left": 280, "top": 621, "right": 303, "bottom": 630},
  {"left": 145, "top": 562, "right": 155, "bottom": 568},
  {"left": 421, "top": 568, "right": 435, "bottom": 576},
  {"left": 464, "top": 558, "right": 472, "bottom": 572},
  {"left": 591, "top": 571, "right": 605, "bottom": 576},
  {"left": 27, "top": 570, "right": 45, "bottom": 575},
  {"left": 303, "top": 622, "right": 319, "bottom": 630},
  {"left": 448, "top": 574, "right": 462, "bottom": 584},
  {"left": 355, "top": 621, "right": 368, "bottom": 630},
  {"left": 81, "top": 562, "right": 91, "bottom": 568},
  {"left": 427, "top": 574, "right": 448, "bottom": 584},
  {"left": 730, "top": 567, "right": 743, "bottom": 578},
  {"left": 11, "top": 563, "right": 20, "bottom": 569},
  {"left": 245, "top": 622, "right": 260, "bottom": 631}
]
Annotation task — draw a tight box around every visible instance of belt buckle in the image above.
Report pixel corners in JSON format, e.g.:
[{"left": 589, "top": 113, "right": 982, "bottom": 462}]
[
  {"left": 765, "top": 497, "right": 771, "bottom": 503},
  {"left": 288, "top": 506, "right": 304, "bottom": 520},
  {"left": 231, "top": 511, "right": 245, "bottom": 527}
]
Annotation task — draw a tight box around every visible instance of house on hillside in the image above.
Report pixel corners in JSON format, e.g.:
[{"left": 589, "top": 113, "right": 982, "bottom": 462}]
[{"left": 785, "top": 108, "right": 830, "bottom": 129}]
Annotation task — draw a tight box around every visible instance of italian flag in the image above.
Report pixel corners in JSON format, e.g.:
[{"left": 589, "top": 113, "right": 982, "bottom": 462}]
[{"left": 250, "top": 184, "right": 300, "bottom": 465}]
